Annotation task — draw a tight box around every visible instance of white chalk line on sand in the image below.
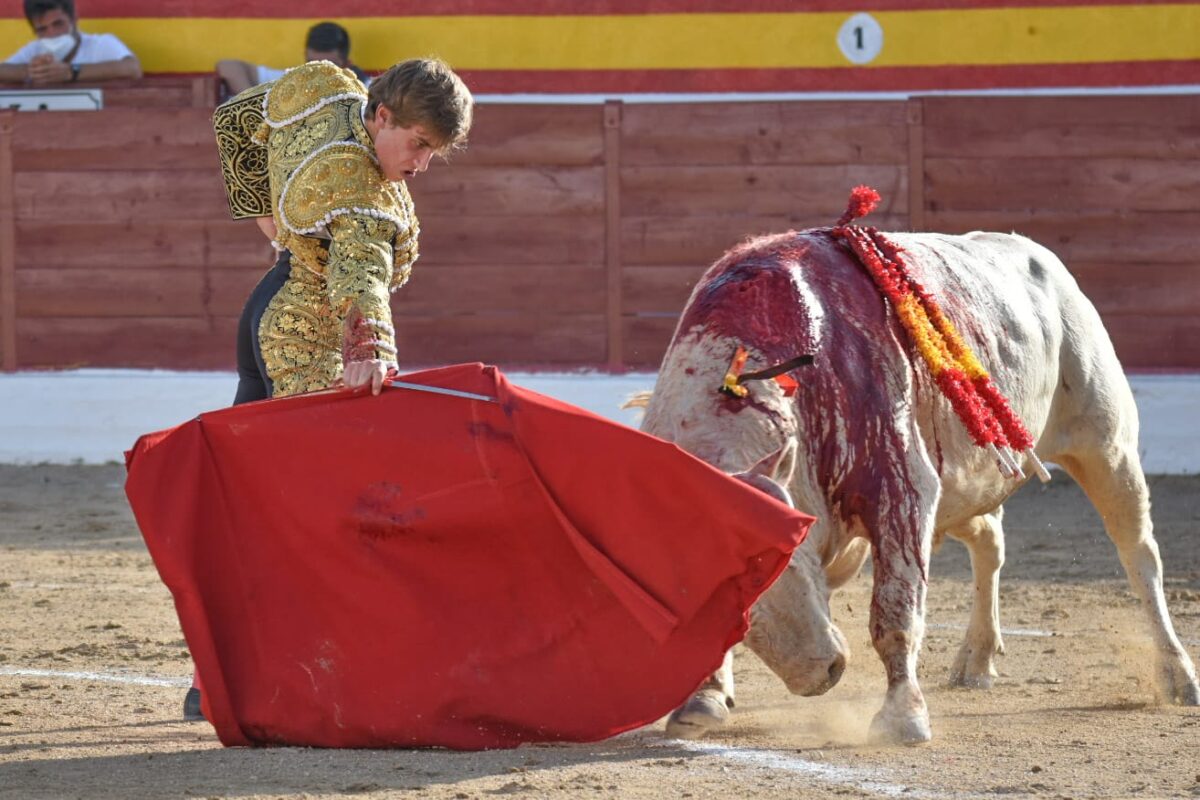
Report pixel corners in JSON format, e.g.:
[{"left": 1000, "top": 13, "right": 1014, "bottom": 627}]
[
  {"left": 671, "top": 740, "right": 938, "bottom": 799},
  {"left": 928, "top": 622, "right": 1200, "bottom": 647},
  {"left": 0, "top": 666, "right": 190, "bottom": 688},
  {"left": 927, "top": 622, "right": 1055, "bottom": 638},
  {"left": 5, "top": 666, "right": 925, "bottom": 797},
  {"left": 1, "top": 668, "right": 927, "bottom": 798},
  {"left": 3, "top": 580, "right": 161, "bottom": 593}
]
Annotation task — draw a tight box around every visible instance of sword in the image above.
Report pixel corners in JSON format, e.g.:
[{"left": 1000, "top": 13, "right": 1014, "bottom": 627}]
[{"left": 384, "top": 380, "right": 496, "bottom": 403}]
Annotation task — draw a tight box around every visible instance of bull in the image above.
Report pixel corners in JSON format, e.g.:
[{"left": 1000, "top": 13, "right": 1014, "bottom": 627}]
[{"left": 639, "top": 219, "right": 1200, "bottom": 745}]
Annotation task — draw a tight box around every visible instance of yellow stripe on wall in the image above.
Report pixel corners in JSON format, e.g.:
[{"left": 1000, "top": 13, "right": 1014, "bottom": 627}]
[
  {"left": 0, "top": 6, "right": 1197, "bottom": 74},
  {"left": 882, "top": 6, "right": 1200, "bottom": 66}
]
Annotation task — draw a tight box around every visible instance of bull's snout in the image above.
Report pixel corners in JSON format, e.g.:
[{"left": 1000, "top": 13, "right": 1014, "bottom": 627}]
[
  {"left": 826, "top": 651, "right": 847, "bottom": 686},
  {"left": 785, "top": 651, "right": 847, "bottom": 696}
]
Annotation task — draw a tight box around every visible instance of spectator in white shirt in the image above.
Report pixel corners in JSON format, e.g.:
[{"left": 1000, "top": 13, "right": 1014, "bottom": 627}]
[
  {"left": 0, "top": 0, "right": 142, "bottom": 86},
  {"left": 217, "top": 21, "right": 369, "bottom": 98}
]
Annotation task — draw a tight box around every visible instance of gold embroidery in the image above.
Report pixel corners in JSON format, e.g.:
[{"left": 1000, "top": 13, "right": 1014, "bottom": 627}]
[
  {"left": 391, "top": 182, "right": 419, "bottom": 291},
  {"left": 213, "top": 82, "right": 272, "bottom": 219},
  {"left": 264, "top": 61, "right": 366, "bottom": 126},
  {"left": 327, "top": 214, "right": 398, "bottom": 323},
  {"left": 226, "top": 60, "right": 421, "bottom": 396},
  {"left": 279, "top": 144, "right": 403, "bottom": 234},
  {"left": 257, "top": 267, "right": 342, "bottom": 397},
  {"left": 278, "top": 234, "right": 329, "bottom": 277},
  {"left": 259, "top": 215, "right": 402, "bottom": 396}
]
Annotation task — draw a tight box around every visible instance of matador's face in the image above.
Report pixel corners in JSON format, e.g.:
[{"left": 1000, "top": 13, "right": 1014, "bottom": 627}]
[{"left": 371, "top": 106, "right": 437, "bottom": 183}]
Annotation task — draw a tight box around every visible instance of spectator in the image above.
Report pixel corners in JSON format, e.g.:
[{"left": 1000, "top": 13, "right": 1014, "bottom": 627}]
[
  {"left": 0, "top": 0, "right": 142, "bottom": 86},
  {"left": 217, "top": 21, "right": 370, "bottom": 96}
]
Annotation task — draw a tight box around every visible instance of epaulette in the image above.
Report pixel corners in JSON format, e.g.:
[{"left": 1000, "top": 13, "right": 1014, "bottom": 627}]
[
  {"left": 263, "top": 60, "right": 367, "bottom": 130},
  {"left": 278, "top": 142, "right": 410, "bottom": 236}
]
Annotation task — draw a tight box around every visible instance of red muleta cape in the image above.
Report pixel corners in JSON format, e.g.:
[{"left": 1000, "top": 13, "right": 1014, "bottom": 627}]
[{"left": 125, "top": 364, "right": 811, "bottom": 749}]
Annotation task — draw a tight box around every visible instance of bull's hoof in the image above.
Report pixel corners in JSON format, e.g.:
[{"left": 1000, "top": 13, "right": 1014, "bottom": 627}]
[
  {"left": 949, "top": 640, "right": 1001, "bottom": 689},
  {"left": 948, "top": 654, "right": 996, "bottom": 689},
  {"left": 948, "top": 671, "right": 994, "bottom": 690},
  {"left": 664, "top": 690, "right": 731, "bottom": 740},
  {"left": 1158, "top": 658, "right": 1200, "bottom": 706},
  {"left": 868, "top": 708, "right": 932, "bottom": 746}
]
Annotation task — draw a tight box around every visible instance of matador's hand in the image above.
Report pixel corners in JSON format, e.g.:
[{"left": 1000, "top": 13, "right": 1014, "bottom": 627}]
[{"left": 342, "top": 359, "right": 391, "bottom": 396}]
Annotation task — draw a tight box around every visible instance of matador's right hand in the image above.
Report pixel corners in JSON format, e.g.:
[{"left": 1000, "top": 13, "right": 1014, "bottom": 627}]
[{"left": 341, "top": 359, "right": 392, "bottom": 396}]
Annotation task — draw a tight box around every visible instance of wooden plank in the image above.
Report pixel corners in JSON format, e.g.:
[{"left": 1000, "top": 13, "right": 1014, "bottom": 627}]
[
  {"left": 605, "top": 100, "right": 623, "bottom": 369},
  {"left": 0, "top": 112, "right": 14, "bottom": 370},
  {"left": 17, "top": 268, "right": 207, "bottom": 317},
  {"left": 622, "top": 265, "right": 706, "bottom": 315},
  {"left": 13, "top": 170, "right": 229, "bottom": 221},
  {"left": 621, "top": 316, "right": 677, "bottom": 369},
  {"left": 17, "top": 216, "right": 603, "bottom": 271},
  {"left": 620, "top": 101, "right": 909, "bottom": 166},
  {"left": 1068, "top": 263, "right": 1200, "bottom": 316},
  {"left": 191, "top": 75, "right": 219, "bottom": 108},
  {"left": 392, "top": 314, "right": 606, "bottom": 365},
  {"left": 924, "top": 158, "right": 1200, "bottom": 213},
  {"left": 407, "top": 165, "right": 604, "bottom": 217},
  {"left": 102, "top": 86, "right": 196, "bottom": 108},
  {"left": 1102, "top": 314, "right": 1200, "bottom": 370},
  {"left": 16, "top": 220, "right": 272, "bottom": 270},
  {"left": 95, "top": 77, "right": 210, "bottom": 109},
  {"left": 18, "top": 264, "right": 616, "bottom": 321},
  {"left": 907, "top": 98, "right": 925, "bottom": 233},
  {"left": 401, "top": 214, "right": 603, "bottom": 266},
  {"left": 11, "top": 109, "right": 218, "bottom": 171},
  {"left": 923, "top": 211, "right": 1200, "bottom": 264},
  {"left": 16, "top": 261, "right": 610, "bottom": 321},
  {"left": 620, "top": 164, "right": 907, "bottom": 216},
  {"left": 620, "top": 212, "right": 912, "bottom": 266},
  {"left": 924, "top": 123, "right": 1200, "bottom": 161},
  {"left": 394, "top": 264, "right": 605, "bottom": 315},
  {"left": 451, "top": 104, "right": 604, "bottom": 167},
  {"left": 15, "top": 267, "right": 263, "bottom": 318},
  {"left": 922, "top": 95, "right": 1200, "bottom": 131},
  {"left": 18, "top": 313, "right": 611, "bottom": 370},
  {"left": 17, "top": 316, "right": 238, "bottom": 370}
]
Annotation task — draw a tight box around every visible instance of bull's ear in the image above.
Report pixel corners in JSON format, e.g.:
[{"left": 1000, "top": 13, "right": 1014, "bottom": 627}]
[{"left": 749, "top": 437, "right": 798, "bottom": 486}]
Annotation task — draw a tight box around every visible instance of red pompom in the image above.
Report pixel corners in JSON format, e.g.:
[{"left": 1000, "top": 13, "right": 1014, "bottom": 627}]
[{"left": 836, "top": 185, "right": 881, "bottom": 227}]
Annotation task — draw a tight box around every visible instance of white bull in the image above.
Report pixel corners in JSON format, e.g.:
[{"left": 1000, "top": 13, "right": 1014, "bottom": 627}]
[{"left": 640, "top": 228, "right": 1200, "bottom": 744}]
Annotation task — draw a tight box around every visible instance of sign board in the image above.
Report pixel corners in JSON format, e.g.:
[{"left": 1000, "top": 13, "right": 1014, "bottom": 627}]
[{"left": 0, "top": 88, "right": 103, "bottom": 111}]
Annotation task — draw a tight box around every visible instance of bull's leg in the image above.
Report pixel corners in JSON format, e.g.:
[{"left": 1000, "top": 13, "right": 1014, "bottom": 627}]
[
  {"left": 1057, "top": 449, "right": 1199, "bottom": 705},
  {"left": 946, "top": 510, "right": 1006, "bottom": 688},
  {"left": 664, "top": 649, "right": 735, "bottom": 739},
  {"left": 868, "top": 508, "right": 936, "bottom": 745}
]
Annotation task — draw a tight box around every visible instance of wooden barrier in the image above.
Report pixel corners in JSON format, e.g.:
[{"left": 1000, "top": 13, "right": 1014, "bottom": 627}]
[
  {"left": 919, "top": 94, "right": 1200, "bottom": 372},
  {"left": 0, "top": 94, "right": 1197, "bottom": 372}
]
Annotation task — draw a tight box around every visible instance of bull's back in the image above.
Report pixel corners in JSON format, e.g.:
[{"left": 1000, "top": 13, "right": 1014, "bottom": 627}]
[{"left": 883, "top": 231, "right": 1134, "bottom": 522}]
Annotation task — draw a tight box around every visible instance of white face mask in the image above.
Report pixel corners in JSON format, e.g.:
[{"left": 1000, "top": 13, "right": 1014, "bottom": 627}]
[{"left": 38, "top": 33, "right": 76, "bottom": 61}]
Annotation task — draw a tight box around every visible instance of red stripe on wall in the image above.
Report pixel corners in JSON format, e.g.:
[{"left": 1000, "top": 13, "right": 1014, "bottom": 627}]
[
  {"left": 454, "top": 61, "right": 1200, "bottom": 94},
  {"left": 3, "top": 0, "right": 1179, "bottom": 18}
]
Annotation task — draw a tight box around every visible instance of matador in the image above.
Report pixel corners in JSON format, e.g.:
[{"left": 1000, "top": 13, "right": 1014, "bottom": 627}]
[
  {"left": 213, "top": 58, "right": 473, "bottom": 400},
  {"left": 186, "top": 57, "right": 472, "bottom": 723}
]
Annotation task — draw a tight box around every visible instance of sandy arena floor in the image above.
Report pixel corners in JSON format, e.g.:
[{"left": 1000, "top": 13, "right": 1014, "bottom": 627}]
[{"left": 1, "top": 464, "right": 1197, "bottom": 799}]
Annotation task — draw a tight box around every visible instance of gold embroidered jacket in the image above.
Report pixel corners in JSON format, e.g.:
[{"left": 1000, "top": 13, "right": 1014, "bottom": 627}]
[{"left": 213, "top": 61, "right": 419, "bottom": 396}]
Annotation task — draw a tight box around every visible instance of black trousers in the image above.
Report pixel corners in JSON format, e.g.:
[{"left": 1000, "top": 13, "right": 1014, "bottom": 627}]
[{"left": 233, "top": 251, "right": 292, "bottom": 405}]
